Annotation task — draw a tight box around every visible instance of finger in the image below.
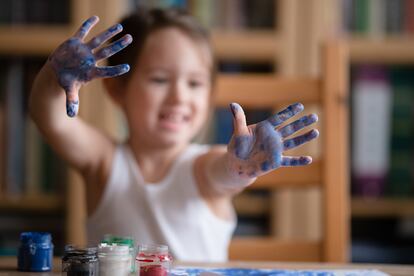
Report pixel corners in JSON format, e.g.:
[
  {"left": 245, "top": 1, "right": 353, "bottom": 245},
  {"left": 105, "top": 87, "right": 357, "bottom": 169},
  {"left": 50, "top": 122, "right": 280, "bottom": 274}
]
[
  {"left": 74, "top": 16, "right": 99, "bottom": 40},
  {"left": 94, "top": 34, "right": 133, "bottom": 61},
  {"left": 281, "top": 156, "right": 312, "bottom": 166},
  {"left": 267, "top": 102, "right": 304, "bottom": 127},
  {"left": 93, "top": 64, "right": 130, "bottom": 78},
  {"left": 87, "top": 23, "right": 123, "bottom": 49},
  {"left": 229, "top": 103, "right": 249, "bottom": 136},
  {"left": 66, "top": 91, "right": 80, "bottom": 117},
  {"left": 283, "top": 129, "right": 319, "bottom": 150},
  {"left": 278, "top": 113, "right": 318, "bottom": 138}
]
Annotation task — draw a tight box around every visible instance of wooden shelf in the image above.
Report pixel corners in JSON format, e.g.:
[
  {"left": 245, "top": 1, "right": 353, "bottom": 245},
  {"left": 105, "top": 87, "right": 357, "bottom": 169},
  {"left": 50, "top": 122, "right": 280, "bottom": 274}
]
[
  {"left": 211, "top": 30, "right": 280, "bottom": 62},
  {"left": 350, "top": 36, "right": 414, "bottom": 64},
  {"left": 233, "top": 193, "right": 270, "bottom": 216},
  {"left": 0, "top": 195, "right": 64, "bottom": 213},
  {"left": 352, "top": 197, "right": 414, "bottom": 218},
  {"left": 0, "top": 26, "right": 72, "bottom": 55},
  {"left": 215, "top": 74, "right": 321, "bottom": 107}
]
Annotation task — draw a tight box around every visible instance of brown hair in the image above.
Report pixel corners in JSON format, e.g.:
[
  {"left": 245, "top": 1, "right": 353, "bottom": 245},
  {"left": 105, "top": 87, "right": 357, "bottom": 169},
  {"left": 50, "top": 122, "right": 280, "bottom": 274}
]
[{"left": 108, "top": 7, "right": 215, "bottom": 83}]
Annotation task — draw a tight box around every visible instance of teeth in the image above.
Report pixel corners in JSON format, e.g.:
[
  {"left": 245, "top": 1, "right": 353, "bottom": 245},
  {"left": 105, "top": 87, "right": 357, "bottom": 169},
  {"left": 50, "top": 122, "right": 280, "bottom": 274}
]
[{"left": 162, "top": 113, "right": 185, "bottom": 123}]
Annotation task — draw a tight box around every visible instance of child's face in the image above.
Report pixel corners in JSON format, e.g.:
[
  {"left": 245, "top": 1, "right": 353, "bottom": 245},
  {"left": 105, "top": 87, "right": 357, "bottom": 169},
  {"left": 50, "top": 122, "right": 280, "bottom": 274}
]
[{"left": 122, "top": 28, "right": 212, "bottom": 148}]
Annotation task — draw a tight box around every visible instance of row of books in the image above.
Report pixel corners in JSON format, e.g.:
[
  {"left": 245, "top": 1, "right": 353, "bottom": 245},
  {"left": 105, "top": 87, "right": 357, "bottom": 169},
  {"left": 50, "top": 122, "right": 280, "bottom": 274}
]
[
  {"left": 0, "top": 57, "right": 67, "bottom": 197},
  {"left": 351, "top": 65, "right": 414, "bottom": 198},
  {"left": 343, "top": 0, "right": 414, "bottom": 36},
  {"left": 130, "top": 0, "right": 276, "bottom": 29},
  {"left": 0, "top": 0, "right": 70, "bottom": 24}
]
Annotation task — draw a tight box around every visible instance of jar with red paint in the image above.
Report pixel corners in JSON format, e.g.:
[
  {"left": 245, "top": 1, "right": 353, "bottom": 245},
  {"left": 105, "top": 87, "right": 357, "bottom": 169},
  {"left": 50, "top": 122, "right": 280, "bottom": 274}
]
[{"left": 136, "top": 244, "right": 172, "bottom": 276}]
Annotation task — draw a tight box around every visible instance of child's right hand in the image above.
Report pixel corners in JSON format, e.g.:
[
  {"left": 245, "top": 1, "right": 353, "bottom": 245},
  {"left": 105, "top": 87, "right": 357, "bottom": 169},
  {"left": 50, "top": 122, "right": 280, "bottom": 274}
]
[{"left": 48, "top": 15, "right": 132, "bottom": 117}]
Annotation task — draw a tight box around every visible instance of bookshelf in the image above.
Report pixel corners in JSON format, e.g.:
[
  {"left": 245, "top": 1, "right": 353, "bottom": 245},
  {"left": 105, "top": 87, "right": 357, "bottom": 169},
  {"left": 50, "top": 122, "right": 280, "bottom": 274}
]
[
  {"left": 59, "top": 0, "right": 414, "bottom": 262},
  {"left": 0, "top": 0, "right": 350, "bottom": 260},
  {"left": 217, "top": 0, "right": 414, "bottom": 261},
  {"left": 338, "top": 0, "right": 414, "bottom": 213},
  {"left": 331, "top": 0, "right": 414, "bottom": 263},
  {"left": 0, "top": 0, "right": 124, "bottom": 253},
  {"left": 0, "top": 0, "right": 326, "bottom": 256},
  {"left": 286, "top": 0, "right": 414, "bottom": 218}
]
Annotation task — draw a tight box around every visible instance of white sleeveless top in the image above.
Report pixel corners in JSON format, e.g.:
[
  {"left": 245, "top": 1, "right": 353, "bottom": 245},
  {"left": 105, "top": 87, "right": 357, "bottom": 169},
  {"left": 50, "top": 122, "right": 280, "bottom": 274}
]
[{"left": 86, "top": 143, "right": 236, "bottom": 262}]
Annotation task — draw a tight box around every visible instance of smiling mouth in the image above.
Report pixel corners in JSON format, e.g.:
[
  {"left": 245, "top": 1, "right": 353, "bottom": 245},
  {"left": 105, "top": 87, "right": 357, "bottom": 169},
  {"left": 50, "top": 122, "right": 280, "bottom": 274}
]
[{"left": 159, "top": 113, "right": 190, "bottom": 130}]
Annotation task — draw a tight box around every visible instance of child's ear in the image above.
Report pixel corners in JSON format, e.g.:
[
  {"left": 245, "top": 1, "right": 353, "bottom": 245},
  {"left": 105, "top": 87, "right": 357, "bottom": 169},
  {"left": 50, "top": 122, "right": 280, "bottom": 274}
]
[{"left": 103, "top": 78, "right": 124, "bottom": 106}]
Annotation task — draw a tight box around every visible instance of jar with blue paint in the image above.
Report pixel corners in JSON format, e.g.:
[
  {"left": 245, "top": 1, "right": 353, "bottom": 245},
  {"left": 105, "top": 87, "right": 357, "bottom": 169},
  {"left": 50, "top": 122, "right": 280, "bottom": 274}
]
[{"left": 17, "top": 232, "right": 53, "bottom": 272}]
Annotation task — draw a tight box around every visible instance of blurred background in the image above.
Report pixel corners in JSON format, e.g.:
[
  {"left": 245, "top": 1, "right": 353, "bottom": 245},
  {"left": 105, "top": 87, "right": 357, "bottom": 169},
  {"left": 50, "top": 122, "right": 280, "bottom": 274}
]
[{"left": 0, "top": 0, "right": 414, "bottom": 264}]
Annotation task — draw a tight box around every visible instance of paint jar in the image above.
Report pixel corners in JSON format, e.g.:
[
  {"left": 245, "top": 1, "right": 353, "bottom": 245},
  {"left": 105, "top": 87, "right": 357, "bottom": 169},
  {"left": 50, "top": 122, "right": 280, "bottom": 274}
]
[
  {"left": 98, "top": 243, "right": 131, "bottom": 276},
  {"left": 136, "top": 244, "right": 172, "bottom": 276},
  {"left": 62, "top": 245, "right": 98, "bottom": 276},
  {"left": 17, "top": 232, "right": 53, "bottom": 272},
  {"left": 101, "top": 234, "right": 135, "bottom": 272}
]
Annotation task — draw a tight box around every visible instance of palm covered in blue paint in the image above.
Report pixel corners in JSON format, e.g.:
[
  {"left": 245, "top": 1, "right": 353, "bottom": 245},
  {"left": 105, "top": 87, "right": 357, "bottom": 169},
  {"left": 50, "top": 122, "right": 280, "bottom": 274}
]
[
  {"left": 48, "top": 16, "right": 132, "bottom": 117},
  {"left": 227, "top": 102, "right": 319, "bottom": 179}
]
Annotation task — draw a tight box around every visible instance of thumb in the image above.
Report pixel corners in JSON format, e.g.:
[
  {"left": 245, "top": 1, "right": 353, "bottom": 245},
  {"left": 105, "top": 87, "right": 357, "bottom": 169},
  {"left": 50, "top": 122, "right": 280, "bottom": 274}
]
[
  {"left": 229, "top": 102, "right": 249, "bottom": 135},
  {"left": 66, "top": 90, "right": 80, "bottom": 117}
]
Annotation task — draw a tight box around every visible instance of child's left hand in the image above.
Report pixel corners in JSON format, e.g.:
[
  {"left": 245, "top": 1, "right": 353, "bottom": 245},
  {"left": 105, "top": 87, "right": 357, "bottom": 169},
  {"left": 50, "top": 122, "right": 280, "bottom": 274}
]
[{"left": 227, "top": 102, "right": 319, "bottom": 179}]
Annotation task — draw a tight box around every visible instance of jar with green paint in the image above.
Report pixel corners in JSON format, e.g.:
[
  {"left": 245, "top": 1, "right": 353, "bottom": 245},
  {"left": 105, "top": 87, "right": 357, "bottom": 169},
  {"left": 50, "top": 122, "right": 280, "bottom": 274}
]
[{"left": 101, "top": 234, "right": 135, "bottom": 272}]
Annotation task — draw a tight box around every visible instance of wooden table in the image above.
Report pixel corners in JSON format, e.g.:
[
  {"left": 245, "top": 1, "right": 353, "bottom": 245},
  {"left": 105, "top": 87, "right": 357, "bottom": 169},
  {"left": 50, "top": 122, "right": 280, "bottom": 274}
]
[{"left": 0, "top": 256, "right": 414, "bottom": 275}]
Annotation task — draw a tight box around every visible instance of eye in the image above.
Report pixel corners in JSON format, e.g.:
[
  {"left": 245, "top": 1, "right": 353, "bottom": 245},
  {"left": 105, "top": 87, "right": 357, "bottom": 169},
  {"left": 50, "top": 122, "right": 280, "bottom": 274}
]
[
  {"left": 188, "top": 79, "right": 204, "bottom": 89},
  {"left": 150, "top": 76, "right": 168, "bottom": 84}
]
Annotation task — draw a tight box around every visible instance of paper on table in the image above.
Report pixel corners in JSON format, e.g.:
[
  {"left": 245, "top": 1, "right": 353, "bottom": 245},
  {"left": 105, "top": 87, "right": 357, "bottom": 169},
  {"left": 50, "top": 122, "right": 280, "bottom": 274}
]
[{"left": 171, "top": 267, "right": 389, "bottom": 276}]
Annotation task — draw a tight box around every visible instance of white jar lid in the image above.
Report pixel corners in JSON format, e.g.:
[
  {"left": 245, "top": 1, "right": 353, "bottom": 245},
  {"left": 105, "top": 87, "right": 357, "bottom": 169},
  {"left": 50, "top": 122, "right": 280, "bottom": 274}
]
[{"left": 98, "top": 243, "right": 130, "bottom": 255}]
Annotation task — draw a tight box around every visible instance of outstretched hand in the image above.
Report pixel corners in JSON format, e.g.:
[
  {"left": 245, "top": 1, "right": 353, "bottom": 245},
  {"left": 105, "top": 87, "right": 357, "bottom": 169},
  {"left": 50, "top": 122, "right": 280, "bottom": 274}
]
[
  {"left": 48, "top": 16, "right": 132, "bottom": 117},
  {"left": 227, "top": 102, "right": 319, "bottom": 179}
]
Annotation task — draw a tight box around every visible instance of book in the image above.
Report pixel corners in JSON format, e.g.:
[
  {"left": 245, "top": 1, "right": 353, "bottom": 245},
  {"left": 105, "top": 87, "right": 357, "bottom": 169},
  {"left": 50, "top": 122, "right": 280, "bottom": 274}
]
[
  {"left": 40, "top": 141, "right": 67, "bottom": 194},
  {"left": 354, "top": 0, "right": 370, "bottom": 34},
  {"left": 351, "top": 65, "right": 392, "bottom": 197},
  {"left": 243, "top": 0, "right": 275, "bottom": 29},
  {"left": 367, "top": 0, "right": 386, "bottom": 38},
  {"left": 24, "top": 119, "right": 43, "bottom": 196},
  {"left": 0, "top": 0, "right": 70, "bottom": 24},
  {"left": 0, "top": 62, "right": 6, "bottom": 195},
  {"left": 22, "top": 58, "right": 46, "bottom": 195},
  {"left": 403, "top": 0, "right": 414, "bottom": 34},
  {"left": 387, "top": 67, "right": 414, "bottom": 197},
  {"left": 385, "top": 0, "right": 403, "bottom": 34},
  {"left": 342, "top": 0, "right": 354, "bottom": 33},
  {"left": 190, "top": 0, "right": 215, "bottom": 28},
  {"left": 4, "top": 58, "right": 25, "bottom": 195},
  {"left": 219, "top": 0, "right": 245, "bottom": 30}
]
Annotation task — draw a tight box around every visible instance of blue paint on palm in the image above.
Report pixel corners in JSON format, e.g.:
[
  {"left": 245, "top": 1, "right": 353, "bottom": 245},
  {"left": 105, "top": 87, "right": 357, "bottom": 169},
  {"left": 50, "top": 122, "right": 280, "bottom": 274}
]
[
  {"left": 233, "top": 136, "right": 253, "bottom": 160},
  {"left": 227, "top": 102, "right": 319, "bottom": 179},
  {"left": 48, "top": 16, "right": 132, "bottom": 117},
  {"left": 261, "top": 161, "right": 270, "bottom": 171}
]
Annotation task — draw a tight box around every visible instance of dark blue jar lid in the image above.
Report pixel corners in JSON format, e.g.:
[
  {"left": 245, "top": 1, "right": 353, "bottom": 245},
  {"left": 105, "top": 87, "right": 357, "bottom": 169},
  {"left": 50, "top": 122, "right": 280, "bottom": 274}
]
[
  {"left": 20, "top": 232, "right": 52, "bottom": 245},
  {"left": 63, "top": 245, "right": 98, "bottom": 262}
]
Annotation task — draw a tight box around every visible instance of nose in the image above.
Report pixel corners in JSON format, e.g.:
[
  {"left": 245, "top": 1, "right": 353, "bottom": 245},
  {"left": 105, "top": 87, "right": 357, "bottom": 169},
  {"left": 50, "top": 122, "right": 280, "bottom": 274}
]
[{"left": 168, "top": 79, "right": 187, "bottom": 104}]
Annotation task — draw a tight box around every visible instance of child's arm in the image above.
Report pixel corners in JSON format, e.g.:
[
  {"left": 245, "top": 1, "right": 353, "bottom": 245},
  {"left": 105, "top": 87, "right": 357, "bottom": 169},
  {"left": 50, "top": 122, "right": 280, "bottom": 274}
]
[
  {"left": 196, "top": 102, "right": 318, "bottom": 198},
  {"left": 29, "top": 16, "right": 132, "bottom": 175}
]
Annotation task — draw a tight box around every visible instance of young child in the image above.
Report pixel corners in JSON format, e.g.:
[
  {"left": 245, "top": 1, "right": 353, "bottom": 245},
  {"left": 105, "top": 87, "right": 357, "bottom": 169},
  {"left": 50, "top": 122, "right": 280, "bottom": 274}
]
[{"left": 29, "top": 8, "right": 319, "bottom": 262}]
